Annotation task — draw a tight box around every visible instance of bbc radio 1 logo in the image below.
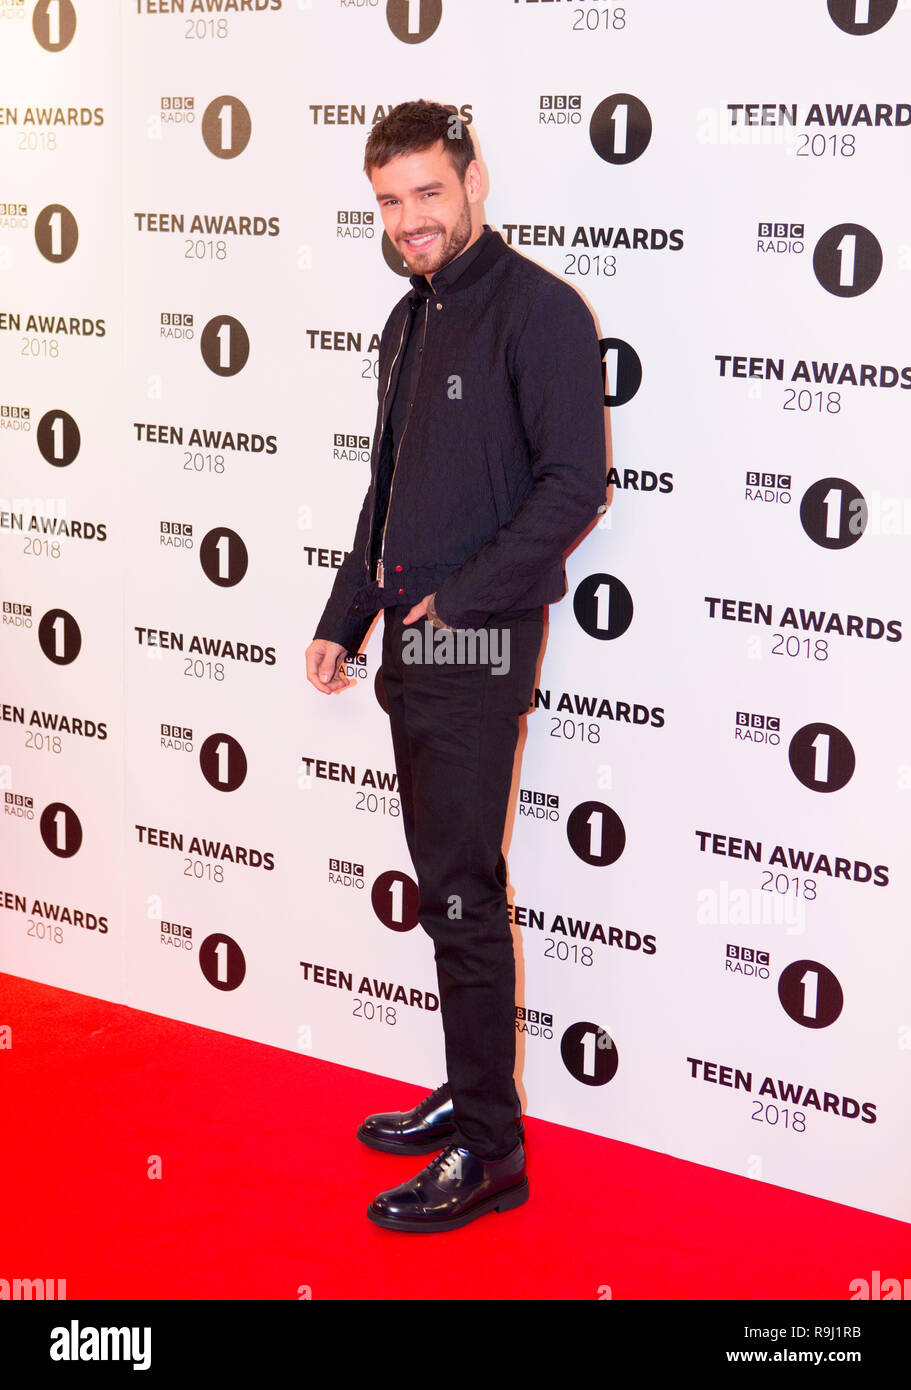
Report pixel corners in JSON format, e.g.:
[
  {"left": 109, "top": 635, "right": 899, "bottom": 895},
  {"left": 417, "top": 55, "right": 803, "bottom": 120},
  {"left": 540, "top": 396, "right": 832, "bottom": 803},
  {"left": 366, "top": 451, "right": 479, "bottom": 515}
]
[
  {"left": 539, "top": 95, "right": 581, "bottom": 127},
  {"left": 725, "top": 943, "right": 770, "bottom": 980},
  {"left": 386, "top": 0, "right": 442, "bottom": 44},
  {"left": 519, "top": 788, "right": 560, "bottom": 822},
  {"left": 337, "top": 211, "right": 375, "bottom": 240},
  {"left": 160, "top": 313, "right": 251, "bottom": 375},
  {"left": 161, "top": 520, "right": 193, "bottom": 550},
  {"left": 746, "top": 471, "right": 791, "bottom": 506},
  {"left": 4, "top": 790, "right": 35, "bottom": 821},
  {"left": 757, "top": 221, "right": 804, "bottom": 256},
  {"left": 329, "top": 858, "right": 364, "bottom": 888},
  {"left": 32, "top": 0, "right": 77, "bottom": 51},
  {"left": 827, "top": 0, "right": 897, "bottom": 36},
  {"left": 755, "top": 219, "right": 883, "bottom": 293},
  {"left": 160, "top": 919, "right": 192, "bottom": 952},
  {"left": 735, "top": 711, "right": 781, "bottom": 747},
  {"left": 161, "top": 723, "right": 193, "bottom": 752},
  {"left": 3, "top": 600, "right": 32, "bottom": 629}
]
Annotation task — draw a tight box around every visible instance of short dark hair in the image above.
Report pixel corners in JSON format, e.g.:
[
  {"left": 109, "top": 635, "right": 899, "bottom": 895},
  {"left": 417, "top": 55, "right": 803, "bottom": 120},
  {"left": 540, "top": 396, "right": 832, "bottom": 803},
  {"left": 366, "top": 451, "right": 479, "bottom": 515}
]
[{"left": 364, "top": 99, "right": 475, "bottom": 182}]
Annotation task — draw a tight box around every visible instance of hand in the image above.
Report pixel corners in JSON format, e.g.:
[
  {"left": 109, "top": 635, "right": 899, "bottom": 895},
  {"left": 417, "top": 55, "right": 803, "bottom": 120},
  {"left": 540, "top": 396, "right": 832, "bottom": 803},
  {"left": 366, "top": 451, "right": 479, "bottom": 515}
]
[
  {"left": 402, "top": 594, "right": 432, "bottom": 625},
  {"left": 305, "top": 639, "right": 350, "bottom": 694}
]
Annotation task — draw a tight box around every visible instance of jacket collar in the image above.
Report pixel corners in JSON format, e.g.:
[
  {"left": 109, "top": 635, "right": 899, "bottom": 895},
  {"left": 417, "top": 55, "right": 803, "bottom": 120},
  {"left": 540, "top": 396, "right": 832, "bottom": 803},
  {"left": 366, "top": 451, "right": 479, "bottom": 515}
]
[{"left": 406, "top": 228, "right": 509, "bottom": 305}]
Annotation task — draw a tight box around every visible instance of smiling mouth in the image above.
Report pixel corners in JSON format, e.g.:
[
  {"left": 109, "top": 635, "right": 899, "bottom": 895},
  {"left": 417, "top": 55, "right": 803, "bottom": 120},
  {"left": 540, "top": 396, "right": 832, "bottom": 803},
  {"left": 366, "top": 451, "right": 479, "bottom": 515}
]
[{"left": 401, "top": 231, "right": 439, "bottom": 251}]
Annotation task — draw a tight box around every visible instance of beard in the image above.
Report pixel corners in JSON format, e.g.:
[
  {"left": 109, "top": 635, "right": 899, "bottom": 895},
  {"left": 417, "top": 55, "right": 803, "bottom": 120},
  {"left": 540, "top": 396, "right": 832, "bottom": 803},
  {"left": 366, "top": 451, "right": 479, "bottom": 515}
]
[{"left": 398, "top": 194, "right": 473, "bottom": 277}]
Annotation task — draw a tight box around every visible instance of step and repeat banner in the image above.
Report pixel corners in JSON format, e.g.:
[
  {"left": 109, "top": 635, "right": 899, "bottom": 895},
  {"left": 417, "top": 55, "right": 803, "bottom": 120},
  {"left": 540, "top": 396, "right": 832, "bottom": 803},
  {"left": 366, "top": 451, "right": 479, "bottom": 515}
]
[{"left": 1, "top": 0, "right": 909, "bottom": 1225}]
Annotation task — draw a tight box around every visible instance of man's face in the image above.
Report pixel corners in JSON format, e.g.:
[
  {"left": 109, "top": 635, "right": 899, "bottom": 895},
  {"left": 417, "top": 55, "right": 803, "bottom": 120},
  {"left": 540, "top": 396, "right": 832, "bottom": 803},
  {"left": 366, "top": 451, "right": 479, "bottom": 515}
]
[{"left": 370, "top": 140, "right": 478, "bottom": 279}]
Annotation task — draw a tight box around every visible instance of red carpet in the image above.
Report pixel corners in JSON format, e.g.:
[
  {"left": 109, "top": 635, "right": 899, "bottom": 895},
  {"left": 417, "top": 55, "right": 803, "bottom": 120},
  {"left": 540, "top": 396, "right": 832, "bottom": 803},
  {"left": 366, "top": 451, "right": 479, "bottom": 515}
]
[{"left": 1, "top": 971, "right": 908, "bottom": 1301}]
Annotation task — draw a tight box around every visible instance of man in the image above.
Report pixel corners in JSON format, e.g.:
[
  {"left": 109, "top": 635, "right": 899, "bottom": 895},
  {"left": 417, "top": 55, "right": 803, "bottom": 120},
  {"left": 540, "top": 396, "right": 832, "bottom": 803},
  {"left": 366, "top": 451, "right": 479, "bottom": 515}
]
[{"left": 305, "top": 100, "right": 607, "bottom": 1233}]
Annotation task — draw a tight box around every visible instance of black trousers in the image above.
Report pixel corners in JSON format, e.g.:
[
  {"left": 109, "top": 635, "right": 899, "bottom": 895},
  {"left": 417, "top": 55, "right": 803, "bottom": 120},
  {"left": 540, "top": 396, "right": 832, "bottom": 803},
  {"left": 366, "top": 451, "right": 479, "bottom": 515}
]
[{"left": 380, "top": 603, "right": 544, "bottom": 1160}]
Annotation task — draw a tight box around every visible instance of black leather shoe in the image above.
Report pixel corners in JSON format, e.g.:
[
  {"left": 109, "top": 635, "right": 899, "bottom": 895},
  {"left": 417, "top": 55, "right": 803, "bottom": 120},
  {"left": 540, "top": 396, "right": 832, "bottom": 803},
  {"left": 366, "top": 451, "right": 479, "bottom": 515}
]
[
  {"left": 366, "top": 1141, "right": 528, "bottom": 1232},
  {"left": 357, "top": 1082, "right": 526, "bottom": 1155},
  {"left": 357, "top": 1082, "right": 458, "bottom": 1154}
]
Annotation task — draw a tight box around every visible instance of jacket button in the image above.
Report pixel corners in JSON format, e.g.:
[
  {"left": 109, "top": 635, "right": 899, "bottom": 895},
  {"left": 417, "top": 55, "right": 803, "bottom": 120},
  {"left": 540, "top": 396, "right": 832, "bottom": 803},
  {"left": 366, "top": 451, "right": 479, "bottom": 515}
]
[
  {"left": 436, "top": 302, "right": 442, "bottom": 310},
  {"left": 395, "top": 565, "right": 403, "bottom": 572},
  {"left": 397, "top": 588, "right": 404, "bottom": 595}
]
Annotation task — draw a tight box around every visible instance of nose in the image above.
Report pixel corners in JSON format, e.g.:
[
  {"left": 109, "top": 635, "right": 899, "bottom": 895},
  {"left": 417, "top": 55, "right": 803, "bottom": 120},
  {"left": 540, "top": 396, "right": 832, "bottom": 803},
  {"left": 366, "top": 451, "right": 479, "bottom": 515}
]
[{"left": 399, "top": 200, "right": 435, "bottom": 237}]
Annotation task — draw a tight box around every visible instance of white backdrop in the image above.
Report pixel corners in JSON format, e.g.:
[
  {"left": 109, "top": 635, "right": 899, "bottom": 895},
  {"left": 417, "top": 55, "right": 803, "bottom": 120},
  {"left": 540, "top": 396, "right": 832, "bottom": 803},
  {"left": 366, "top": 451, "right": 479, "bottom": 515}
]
[{"left": 1, "top": 0, "right": 909, "bottom": 1224}]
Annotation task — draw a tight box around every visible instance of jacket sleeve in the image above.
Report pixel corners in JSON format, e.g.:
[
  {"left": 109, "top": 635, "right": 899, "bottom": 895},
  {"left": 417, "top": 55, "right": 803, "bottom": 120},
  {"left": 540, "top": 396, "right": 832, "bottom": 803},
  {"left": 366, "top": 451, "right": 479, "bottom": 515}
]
[
  {"left": 431, "top": 276, "right": 607, "bottom": 630},
  {"left": 310, "top": 298, "right": 409, "bottom": 653},
  {"left": 311, "top": 483, "right": 375, "bottom": 654}
]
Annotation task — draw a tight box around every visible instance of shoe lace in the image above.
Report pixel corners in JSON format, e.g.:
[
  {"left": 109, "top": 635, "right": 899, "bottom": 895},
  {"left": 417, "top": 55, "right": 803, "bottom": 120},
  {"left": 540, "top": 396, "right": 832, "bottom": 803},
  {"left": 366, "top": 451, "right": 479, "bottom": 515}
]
[
  {"left": 418, "top": 1080, "right": 450, "bottom": 1114},
  {"left": 425, "top": 1143, "right": 461, "bottom": 1179}
]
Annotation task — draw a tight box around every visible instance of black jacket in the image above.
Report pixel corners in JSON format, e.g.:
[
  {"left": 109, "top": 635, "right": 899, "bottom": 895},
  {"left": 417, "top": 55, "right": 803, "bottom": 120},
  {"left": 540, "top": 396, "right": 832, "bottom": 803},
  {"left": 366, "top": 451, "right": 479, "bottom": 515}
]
[{"left": 313, "top": 229, "right": 607, "bottom": 652}]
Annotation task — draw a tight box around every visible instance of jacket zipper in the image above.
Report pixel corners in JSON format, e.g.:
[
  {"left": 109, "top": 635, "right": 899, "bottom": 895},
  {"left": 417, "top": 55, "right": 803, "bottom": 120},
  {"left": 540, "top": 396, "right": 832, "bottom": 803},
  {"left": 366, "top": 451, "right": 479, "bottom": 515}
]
[
  {"left": 364, "top": 310, "right": 409, "bottom": 582},
  {"left": 377, "top": 296, "right": 429, "bottom": 589}
]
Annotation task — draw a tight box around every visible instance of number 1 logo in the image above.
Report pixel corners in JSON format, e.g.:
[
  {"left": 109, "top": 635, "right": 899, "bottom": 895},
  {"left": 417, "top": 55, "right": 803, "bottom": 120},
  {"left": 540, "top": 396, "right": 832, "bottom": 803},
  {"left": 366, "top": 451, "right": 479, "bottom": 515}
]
[
  {"left": 40, "top": 801, "right": 83, "bottom": 858},
  {"left": 813, "top": 224, "right": 882, "bottom": 297},
  {"left": 199, "top": 732, "right": 248, "bottom": 792},
  {"left": 778, "top": 959, "right": 843, "bottom": 1028},
  {"left": 788, "top": 722, "right": 855, "bottom": 793},
  {"left": 799, "top": 478, "right": 866, "bottom": 550},
  {"left": 199, "top": 933, "right": 247, "bottom": 991},
  {"left": 37, "top": 410, "right": 80, "bottom": 468},
  {"left": 201, "top": 96, "right": 252, "bottom": 159},
  {"left": 566, "top": 801, "right": 627, "bottom": 867},
  {"left": 34, "top": 205, "right": 78, "bottom": 263},
  {"left": 199, "top": 527, "right": 249, "bottom": 587},
  {"left": 827, "top": 0, "right": 897, "bottom": 35},
  {"left": 589, "top": 94, "right": 652, "bottom": 164},
  {"left": 573, "top": 574, "right": 634, "bottom": 641},
  {"left": 386, "top": 0, "right": 443, "bottom": 44},
  {"left": 370, "top": 869, "right": 419, "bottom": 931},
  {"left": 200, "top": 316, "right": 250, "bottom": 377},
  {"left": 32, "top": 0, "right": 77, "bottom": 51},
  {"left": 599, "top": 338, "right": 642, "bottom": 408},
  {"left": 560, "top": 1021, "right": 619, "bottom": 1085}
]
